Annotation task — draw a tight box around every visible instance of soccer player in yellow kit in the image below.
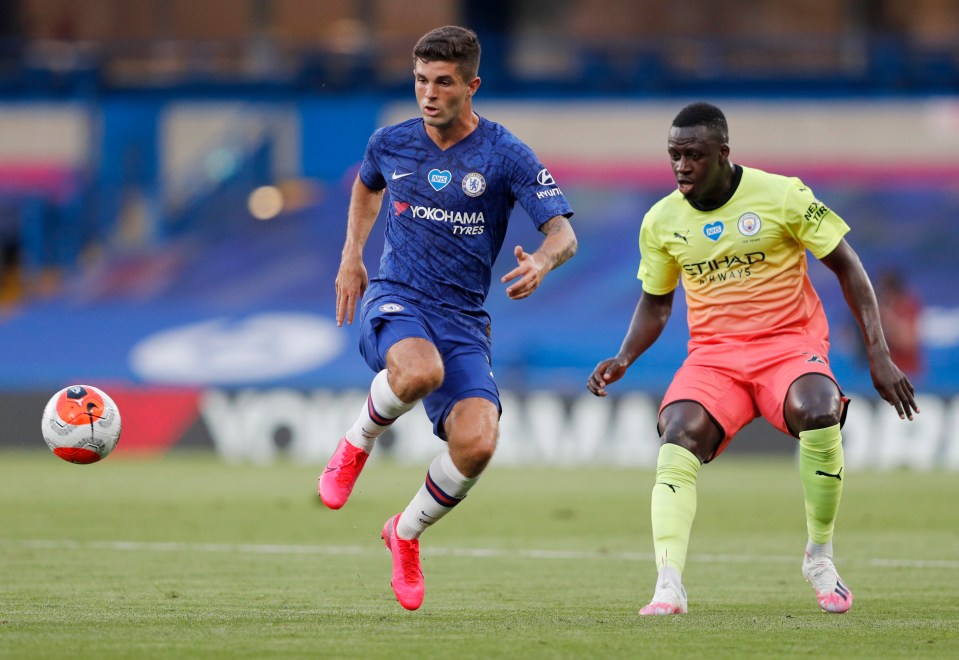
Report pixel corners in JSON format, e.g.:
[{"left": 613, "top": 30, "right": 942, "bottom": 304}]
[{"left": 587, "top": 102, "right": 919, "bottom": 615}]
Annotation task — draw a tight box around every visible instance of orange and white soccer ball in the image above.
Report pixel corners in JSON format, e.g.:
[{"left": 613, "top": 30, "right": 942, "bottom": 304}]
[{"left": 41, "top": 385, "right": 122, "bottom": 464}]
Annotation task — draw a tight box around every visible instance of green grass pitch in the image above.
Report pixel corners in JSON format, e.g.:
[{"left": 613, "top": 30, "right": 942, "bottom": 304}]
[{"left": 1, "top": 450, "right": 957, "bottom": 658}]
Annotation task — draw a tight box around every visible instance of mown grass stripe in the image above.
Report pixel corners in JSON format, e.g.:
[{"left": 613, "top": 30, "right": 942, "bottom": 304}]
[{"left": 4, "top": 538, "right": 957, "bottom": 570}]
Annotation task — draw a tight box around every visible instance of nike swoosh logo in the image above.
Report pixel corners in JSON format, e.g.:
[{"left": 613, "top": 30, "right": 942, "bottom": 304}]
[{"left": 391, "top": 171, "right": 413, "bottom": 180}]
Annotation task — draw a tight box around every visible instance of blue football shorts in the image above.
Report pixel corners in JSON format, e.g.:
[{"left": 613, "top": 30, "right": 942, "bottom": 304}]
[{"left": 358, "top": 297, "right": 501, "bottom": 440}]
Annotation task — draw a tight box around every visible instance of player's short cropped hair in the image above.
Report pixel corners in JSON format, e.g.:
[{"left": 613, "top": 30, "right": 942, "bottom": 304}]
[
  {"left": 672, "top": 102, "right": 729, "bottom": 143},
  {"left": 413, "top": 25, "right": 481, "bottom": 82}
]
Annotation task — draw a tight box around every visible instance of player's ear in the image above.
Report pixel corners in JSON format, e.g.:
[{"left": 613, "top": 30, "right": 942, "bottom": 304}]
[{"left": 468, "top": 76, "right": 481, "bottom": 96}]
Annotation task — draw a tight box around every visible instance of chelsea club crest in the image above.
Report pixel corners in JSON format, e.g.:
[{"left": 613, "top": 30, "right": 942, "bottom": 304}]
[{"left": 462, "top": 172, "right": 486, "bottom": 197}]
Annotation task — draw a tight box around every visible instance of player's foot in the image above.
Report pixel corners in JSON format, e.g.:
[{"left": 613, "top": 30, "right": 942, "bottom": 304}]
[
  {"left": 381, "top": 513, "right": 425, "bottom": 611},
  {"left": 318, "top": 437, "right": 369, "bottom": 510},
  {"left": 639, "top": 570, "right": 688, "bottom": 616},
  {"left": 802, "top": 551, "right": 853, "bottom": 613}
]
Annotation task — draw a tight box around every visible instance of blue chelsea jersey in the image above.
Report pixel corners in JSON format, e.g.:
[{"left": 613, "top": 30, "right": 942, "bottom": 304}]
[{"left": 358, "top": 116, "right": 573, "bottom": 318}]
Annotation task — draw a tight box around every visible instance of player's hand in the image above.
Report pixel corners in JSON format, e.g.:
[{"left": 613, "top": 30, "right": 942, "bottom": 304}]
[
  {"left": 869, "top": 355, "right": 920, "bottom": 420},
  {"left": 587, "top": 357, "right": 629, "bottom": 397},
  {"left": 501, "top": 245, "right": 545, "bottom": 300},
  {"left": 335, "top": 254, "right": 368, "bottom": 326}
]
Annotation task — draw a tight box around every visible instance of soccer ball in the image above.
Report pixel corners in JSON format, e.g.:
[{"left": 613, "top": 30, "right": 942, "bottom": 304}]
[{"left": 41, "top": 385, "right": 122, "bottom": 464}]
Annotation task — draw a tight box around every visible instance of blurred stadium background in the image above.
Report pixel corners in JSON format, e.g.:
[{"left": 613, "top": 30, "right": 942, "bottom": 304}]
[{"left": 1, "top": 0, "right": 957, "bottom": 469}]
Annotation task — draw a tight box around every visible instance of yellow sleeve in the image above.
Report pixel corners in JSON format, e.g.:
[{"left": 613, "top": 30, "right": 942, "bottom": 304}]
[
  {"left": 784, "top": 178, "right": 850, "bottom": 259},
  {"left": 637, "top": 211, "right": 681, "bottom": 295}
]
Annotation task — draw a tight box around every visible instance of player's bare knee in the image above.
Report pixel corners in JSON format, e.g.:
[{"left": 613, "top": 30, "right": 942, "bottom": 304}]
[
  {"left": 660, "top": 433, "right": 710, "bottom": 463},
  {"left": 659, "top": 414, "right": 717, "bottom": 462},
  {"left": 473, "top": 432, "right": 498, "bottom": 464},
  {"left": 447, "top": 408, "right": 498, "bottom": 476},
  {"left": 386, "top": 338, "right": 445, "bottom": 400},
  {"left": 784, "top": 385, "right": 842, "bottom": 432},
  {"left": 791, "top": 408, "right": 842, "bottom": 434},
  {"left": 452, "top": 433, "right": 497, "bottom": 477},
  {"left": 390, "top": 362, "right": 444, "bottom": 401},
  {"left": 410, "top": 368, "right": 444, "bottom": 399}
]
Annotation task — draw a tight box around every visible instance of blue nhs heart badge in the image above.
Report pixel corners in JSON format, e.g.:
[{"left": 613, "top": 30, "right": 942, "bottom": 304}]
[
  {"left": 428, "top": 169, "right": 452, "bottom": 191},
  {"left": 703, "top": 221, "right": 724, "bottom": 241}
]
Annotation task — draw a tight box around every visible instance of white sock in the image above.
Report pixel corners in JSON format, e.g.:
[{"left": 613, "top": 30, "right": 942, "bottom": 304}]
[
  {"left": 806, "top": 538, "right": 833, "bottom": 560},
  {"left": 345, "top": 370, "right": 415, "bottom": 453},
  {"left": 397, "top": 451, "right": 477, "bottom": 540},
  {"left": 656, "top": 565, "right": 684, "bottom": 592}
]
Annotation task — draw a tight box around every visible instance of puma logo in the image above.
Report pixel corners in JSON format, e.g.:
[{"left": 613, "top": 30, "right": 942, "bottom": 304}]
[
  {"left": 801, "top": 351, "right": 826, "bottom": 363},
  {"left": 815, "top": 467, "right": 843, "bottom": 481}
]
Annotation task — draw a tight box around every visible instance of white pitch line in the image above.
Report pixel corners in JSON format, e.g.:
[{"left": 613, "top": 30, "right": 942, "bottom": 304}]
[{"left": 3, "top": 539, "right": 958, "bottom": 570}]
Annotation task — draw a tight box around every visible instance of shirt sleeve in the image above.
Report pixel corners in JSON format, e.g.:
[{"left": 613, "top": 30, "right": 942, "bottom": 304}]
[
  {"left": 637, "top": 211, "right": 681, "bottom": 294},
  {"left": 358, "top": 129, "right": 387, "bottom": 191},
  {"left": 510, "top": 141, "right": 574, "bottom": 227},
  {"left": 783, "top": 177, "right": 850, "bottom": 259}
]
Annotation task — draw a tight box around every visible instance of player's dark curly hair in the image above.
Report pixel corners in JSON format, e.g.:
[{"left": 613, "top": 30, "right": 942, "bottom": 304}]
[
  {"left": 413, "top": 26, "right": 481, "bottom": 82},
  {"left": 672, "top": 102, "right": 729, "bottom": 142}
]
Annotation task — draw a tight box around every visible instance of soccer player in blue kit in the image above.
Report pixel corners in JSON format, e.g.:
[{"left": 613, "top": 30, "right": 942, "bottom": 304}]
[{"left": 318, "top": 25, "right": 577, "bottom": 611}]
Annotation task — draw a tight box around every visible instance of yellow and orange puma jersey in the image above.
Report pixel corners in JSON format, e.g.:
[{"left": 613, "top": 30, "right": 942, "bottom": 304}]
[{"left": 638, "top": 166, "right": 849, "bottom": 347}]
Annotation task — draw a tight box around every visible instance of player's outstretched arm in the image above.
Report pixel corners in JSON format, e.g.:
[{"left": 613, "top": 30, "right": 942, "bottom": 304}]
[
  {"left": 501, "top": 215, "right": 577, "bottom": 300},
  {"left": 820, "top": 238, "right": 919, "bottom": 420},
  {"left": 335, "top": 176, "right": 384, "bottom": 326},
  {"left": 587, "top": 291, "right": 674, "bottom": 396}
]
